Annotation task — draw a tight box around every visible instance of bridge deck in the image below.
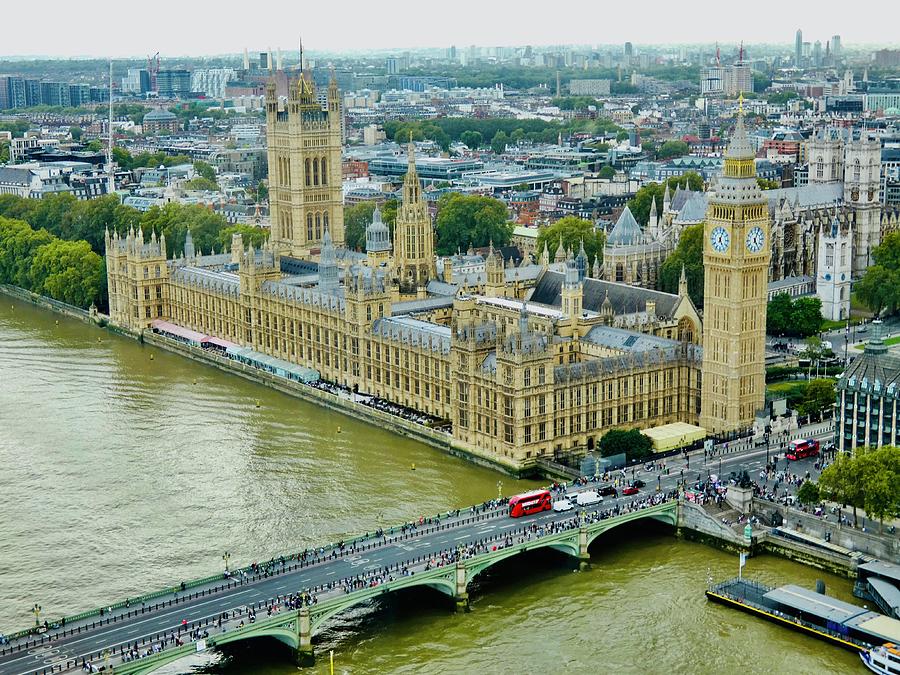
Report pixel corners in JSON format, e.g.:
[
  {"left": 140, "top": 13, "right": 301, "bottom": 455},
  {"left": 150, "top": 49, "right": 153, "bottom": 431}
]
[{"left": 0, "top": 491, "right": 679, "bottom": 675}]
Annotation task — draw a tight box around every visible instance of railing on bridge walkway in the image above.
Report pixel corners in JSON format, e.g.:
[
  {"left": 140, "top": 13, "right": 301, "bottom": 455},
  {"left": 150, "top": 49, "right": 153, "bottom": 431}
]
[{"left": 89, "top": 499, "right": 678, "bottom": 675}]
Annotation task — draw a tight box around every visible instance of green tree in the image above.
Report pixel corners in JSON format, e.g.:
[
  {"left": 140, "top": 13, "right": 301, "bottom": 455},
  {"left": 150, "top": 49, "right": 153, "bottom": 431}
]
[
  {"left": 193, "top": 161, "right": 217, "bottom": 183},
  {"left": 490, "top": 130, "right": 509, "bottom": 155},
  {"left": 796, "top": 480, "right": 820, "bottom": 505},
  {"left": 757, "top": 177, "right": 780, "bottom": 190},
  {"left": 29, "top": 239, "right": 104, "bottom": 308},
  {"left": 85, "top": 139, "right": 102, "bottom": 152},
  {"left": 0, "top": 140, "right": 9, "bottom": 164},
  {"left": 256, "top": 181, "right": 269, "bottom": 202},
  {"left": 598, "top": 428, "right": 653, "bottom": 462},
  {"left": 183, "top": 177, "right": 219, "bottom": 192},
  {"left": 861, "top": 446, "right": 900, "bottom": 532},
  {"left": 856, "top": 232, "right": 900, "bottom": 316},
  {"left": 598, "top": 165, "right": 615, "bottom": 179},
  {"left": 657, "top": 140, "right": 690, "bottom": 160},
  {"left": 535, "top": 216, "right": 604, "bottom": 267},
  {"left": 766, "top": 294, "right": 822, "bottom": 338},
  {"left": 434, "top": 192, "right": 512, "bottom": 255},
  {"left": 818, "top": 451, "right": 866, "bottom": 527},
  {"left": 460, "top": 130, "right": 482, "bottom": 150},
  {"left": 344, "top": 201, "right": 377, "bottom": 252},
  {"left": 658, "top": 223, "right": 704, "bottom": 308},
  {"left": 799, "top": 379, "right": 836, "bottom": 418},
  {"left": 69, "top": 126, "right": 83, "bottom": 141}
]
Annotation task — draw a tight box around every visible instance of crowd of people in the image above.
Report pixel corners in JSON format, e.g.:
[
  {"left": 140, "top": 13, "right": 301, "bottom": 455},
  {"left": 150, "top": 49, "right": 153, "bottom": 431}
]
[{"left": 306, "top": 379, "right": 446, "bottom": 429}]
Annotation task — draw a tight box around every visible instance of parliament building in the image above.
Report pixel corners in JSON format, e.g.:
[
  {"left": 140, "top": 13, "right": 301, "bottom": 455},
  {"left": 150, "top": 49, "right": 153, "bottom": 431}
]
[{"left": 106, "top": 74, "right": 772, "bottom": 472}]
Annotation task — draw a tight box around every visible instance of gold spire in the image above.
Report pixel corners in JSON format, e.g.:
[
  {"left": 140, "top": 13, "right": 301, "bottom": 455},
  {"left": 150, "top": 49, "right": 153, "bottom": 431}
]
[{"left": 738, "top": 91, "right": 744, "bottom": 115}]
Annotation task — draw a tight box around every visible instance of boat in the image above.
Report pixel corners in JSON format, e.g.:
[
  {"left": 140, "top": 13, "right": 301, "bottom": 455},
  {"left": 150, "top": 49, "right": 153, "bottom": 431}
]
[{"left": 861, "top": 643, "right": 900, "bottom": 674}]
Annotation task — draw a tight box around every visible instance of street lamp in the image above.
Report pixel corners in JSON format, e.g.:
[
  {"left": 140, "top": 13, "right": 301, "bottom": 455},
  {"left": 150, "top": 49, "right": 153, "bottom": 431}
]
[
  {"left": 31, "top": 603, "right": 41, "bottom": 628},
  {"left": 223, "top": 552, "right": 231, "bottom": 574},
  {"left": 765, "top": 432, "right": 770, "bottom": 466}
]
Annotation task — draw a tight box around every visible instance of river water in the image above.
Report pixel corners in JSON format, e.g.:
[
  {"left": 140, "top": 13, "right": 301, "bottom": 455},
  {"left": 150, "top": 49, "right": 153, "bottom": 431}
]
[{"left": 0, "top": 300, "right": 860, "bottom": 674}]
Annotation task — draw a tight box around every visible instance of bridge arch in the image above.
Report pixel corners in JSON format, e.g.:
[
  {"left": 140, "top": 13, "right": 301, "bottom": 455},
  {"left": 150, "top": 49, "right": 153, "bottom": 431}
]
[
  {"left": 463, "top": 536, "right": 581, "bottom": 588},
  {"left": 585, "top": 506, "right": 678, "bottom": 550},
  {"left": 309, "top": 574, "right": 457, "bottom": 635}
]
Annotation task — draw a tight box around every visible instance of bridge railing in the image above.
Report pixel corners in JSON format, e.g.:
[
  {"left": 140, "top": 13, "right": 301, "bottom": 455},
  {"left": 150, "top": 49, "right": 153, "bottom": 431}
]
[{"left": 1, "top": 501, "right": 513, "bottom": 643}]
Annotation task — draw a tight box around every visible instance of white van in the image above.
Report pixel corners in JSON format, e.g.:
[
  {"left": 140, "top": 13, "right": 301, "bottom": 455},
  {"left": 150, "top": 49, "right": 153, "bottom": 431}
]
[{"left": 575, "top": 490, "right": 602, "bottom": 506}]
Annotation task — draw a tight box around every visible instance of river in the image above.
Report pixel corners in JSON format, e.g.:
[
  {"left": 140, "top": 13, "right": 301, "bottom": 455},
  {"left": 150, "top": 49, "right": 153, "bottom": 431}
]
[{"left": 0, "top": 299, "right": 860, "bottom": 674}]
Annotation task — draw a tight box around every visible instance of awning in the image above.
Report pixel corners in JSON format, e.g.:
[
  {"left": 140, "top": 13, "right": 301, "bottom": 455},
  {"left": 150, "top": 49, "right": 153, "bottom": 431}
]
[{"left": 150, "top": 319, "right": 206, "bottom": 344}]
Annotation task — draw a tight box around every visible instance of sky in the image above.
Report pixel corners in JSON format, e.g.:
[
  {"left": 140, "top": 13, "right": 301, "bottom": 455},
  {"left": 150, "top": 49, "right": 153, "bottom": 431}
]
[{"left": 2, "top": 0, "right": 898, "bottom": 58}]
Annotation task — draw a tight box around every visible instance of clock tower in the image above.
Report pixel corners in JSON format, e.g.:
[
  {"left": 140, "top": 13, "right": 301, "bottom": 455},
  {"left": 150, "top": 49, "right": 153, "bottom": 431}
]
[{"left": 700, "top": 104, "right": 771, "bottom": 436}]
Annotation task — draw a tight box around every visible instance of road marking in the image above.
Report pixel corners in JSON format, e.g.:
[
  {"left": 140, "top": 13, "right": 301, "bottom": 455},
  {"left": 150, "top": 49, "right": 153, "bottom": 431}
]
[
  {"left": 325, "top": 571, "right": 335, "bottom": 576},
  {"left": 453, "top": 534, "right": 470, "bottom": 541},
  {"left": 500, "top": 523, "right": 517, "bottom": 529}
]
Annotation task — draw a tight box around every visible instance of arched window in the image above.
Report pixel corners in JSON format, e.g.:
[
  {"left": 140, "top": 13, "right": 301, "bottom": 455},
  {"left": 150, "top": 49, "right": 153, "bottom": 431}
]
[
  {"left": 312, "top": 158, "right": 319, "bottom": 186},
  {"left": 315, "top": 212, "right": 321, "bottom": 239},
  {"left": 854, "top": 159, "right": 861, "bottom": 182},
  {"left": 816, "top": 157, "right": 824, "bottom": 179},
  {"left": 323, "top": 211, "right": 329, "bottom": 233},
  {"left": 305, "top": 158, "right": 310, "bottom": 186},
  {"left": 307, "top": 213, "right": 313, "bottom": 240},
  {"left": 321, "top": 157, "right": 327, "bottom": 184},
  {"left": 678, "top": 317, "right": 695, "bottom": 344}
]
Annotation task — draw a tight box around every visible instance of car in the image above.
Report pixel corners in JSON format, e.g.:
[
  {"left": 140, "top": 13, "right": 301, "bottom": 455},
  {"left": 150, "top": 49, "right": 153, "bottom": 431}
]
[
  {"left": 622, "top": 486, "right": 639, "bottom": 496},
  {"left": 552, "top": 499, "right": 574, "bottom": 512},
  {"left": 631, "top": 479, "right": 646, "bottom": 488},
  {"left": 598, "top": 485, "right": 618, "bottom": 498}
]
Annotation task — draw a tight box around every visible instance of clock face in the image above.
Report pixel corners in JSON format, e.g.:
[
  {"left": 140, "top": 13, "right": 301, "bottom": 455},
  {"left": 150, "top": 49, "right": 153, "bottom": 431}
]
[
  {"left": 710, "top": 226, "right": 730, "bottom": 253},
  {"left": 746, "top": 226, "right": 765, "bottom": 253}
]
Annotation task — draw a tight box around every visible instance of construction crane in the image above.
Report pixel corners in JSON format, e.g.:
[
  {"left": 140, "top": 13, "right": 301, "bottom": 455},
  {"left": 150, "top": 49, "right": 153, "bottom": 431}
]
[{"left": 147, "top": 52, "right": 160, "bottom": 92}]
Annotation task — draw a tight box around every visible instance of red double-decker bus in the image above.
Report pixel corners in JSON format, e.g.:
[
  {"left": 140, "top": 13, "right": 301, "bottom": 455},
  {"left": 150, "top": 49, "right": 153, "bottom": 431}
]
[
  {"left": 508, "top": 490, "right": 552, "bottom": 518},
  {"left": 786, "top": 438, "right": 820, "bottom": 461}
]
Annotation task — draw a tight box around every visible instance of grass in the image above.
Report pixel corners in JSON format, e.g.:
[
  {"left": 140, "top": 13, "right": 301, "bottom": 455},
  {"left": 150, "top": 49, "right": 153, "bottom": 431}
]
[
  {"left": 821, "top": 317, "right": 863, "bottom": 331},
  {"left": 856, "top": 334, "right": 900, "bottom": 350}
]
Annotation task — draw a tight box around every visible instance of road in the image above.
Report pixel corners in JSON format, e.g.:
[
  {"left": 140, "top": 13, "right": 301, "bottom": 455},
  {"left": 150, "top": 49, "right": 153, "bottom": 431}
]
[{"left": 0, "top": 424, "right": 835, "bottom": 675}]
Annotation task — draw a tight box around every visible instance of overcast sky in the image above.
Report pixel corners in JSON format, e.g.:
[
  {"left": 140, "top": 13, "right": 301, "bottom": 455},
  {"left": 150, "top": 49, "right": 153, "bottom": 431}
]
[{"left": 2, "top": 0, "right": 897, "bottom": 58}]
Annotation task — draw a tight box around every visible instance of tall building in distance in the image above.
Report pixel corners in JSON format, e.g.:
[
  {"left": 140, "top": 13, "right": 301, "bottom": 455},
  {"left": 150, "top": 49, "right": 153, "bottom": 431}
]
[
  {"left": 795, "top": 29, "right": 803, "bottom": 67},
  {"left": 265, "top": 72, "right": 344, "bottom": 256},
  {"left": 700, "top": 105, "right": 770, "bottom": 435},
  {"left": 393, "top": 141, "right": 436, "bottom": 292}
]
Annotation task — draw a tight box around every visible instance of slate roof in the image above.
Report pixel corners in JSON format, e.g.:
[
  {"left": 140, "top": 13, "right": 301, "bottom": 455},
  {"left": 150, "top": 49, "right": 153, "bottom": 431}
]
[
  {"left": 529, "top": 270, "right": 682, "bottom": 319},
  {"left": 606, "top": 206, "right": 645, "bottom": 246},
  {"left": 671, "top": 186, "right": 692, "bottom": 212},
  {"left": 839, "top": 339, "right": 900, "bottom": 397},
  {"left": 0, "top": 166, "right": 34, "bottom": 185},
  {"left": 766, "top": 183, "right": 843, "bottom": 213},
  {"left": 677, "top": 191, "right": 708, "bottom": 222},
  {"left": 583, "top": 325, "right": 681, "bottom": 352}
]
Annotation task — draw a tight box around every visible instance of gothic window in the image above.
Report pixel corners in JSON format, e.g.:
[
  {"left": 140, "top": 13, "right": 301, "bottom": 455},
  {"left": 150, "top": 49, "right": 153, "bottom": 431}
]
[
  {"left": 323, "top": 211, "right": 329, "bottom": 233},
  {"left": 825, "top": 243, "right": 834, "bottom": 267},
  {"left": 854, "top": 159, "right": 861, "bottom": 182},
  {"left": 305, "top": 158, "right": 310, "bottom": 186},
  {"left": 840, "top": 243, "right": 847, "bottom": 266},
  {"left": 312, "top": 158, "right": 319, "bottom": 186},
  {"left": 321, "top": 157, "right": 327, "bottom": 184},
  {"left": 816, "top": 157, "right": 824, "bottom": 179},
  {"left": 307, "top": 213, "right": 313, "bottom": 240},
  {"left": 315, "top": 213, "right": 321, "bottom": 239}
]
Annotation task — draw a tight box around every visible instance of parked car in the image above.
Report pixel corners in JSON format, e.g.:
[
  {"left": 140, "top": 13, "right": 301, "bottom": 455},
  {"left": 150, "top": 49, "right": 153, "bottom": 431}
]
[
  {"left": 552, "top": 499, "right": 574, "bottom": 512},
  {"left": 622, "top": 486, "right": 639, "bottom": 496}
]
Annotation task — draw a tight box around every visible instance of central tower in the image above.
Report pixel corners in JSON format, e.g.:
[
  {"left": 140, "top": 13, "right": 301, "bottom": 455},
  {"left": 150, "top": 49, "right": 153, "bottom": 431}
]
[
  {"left": 265, "top": 73, "right": 344, "bottom": 258},
  {"left": 394, "top": 142, "right": 436, "bottom": 292},
  {"left": 700, "top": 105, "right": 770, "bottom": 435}
]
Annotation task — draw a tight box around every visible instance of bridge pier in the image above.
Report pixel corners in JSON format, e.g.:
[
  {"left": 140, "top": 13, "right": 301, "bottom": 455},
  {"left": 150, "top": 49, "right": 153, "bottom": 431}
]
[
  {"left": 577, "top": 527, "right": 590, "bottom": 571},
  {"left": 454, "top": 562, "right": 470, "bottom": 612},
  {"left": 295, "top": 607, "right": 314, "bottom": 666}
]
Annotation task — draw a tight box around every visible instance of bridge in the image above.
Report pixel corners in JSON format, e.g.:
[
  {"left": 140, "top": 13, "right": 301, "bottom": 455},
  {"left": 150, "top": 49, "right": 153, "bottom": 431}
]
[{"left": 0, "top": 491, "right": 679, "bottom": 675}]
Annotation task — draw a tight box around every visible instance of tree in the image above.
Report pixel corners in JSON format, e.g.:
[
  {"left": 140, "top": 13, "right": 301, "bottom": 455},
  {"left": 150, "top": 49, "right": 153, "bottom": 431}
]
[
  {"left": 490, "top": 130, "right": 509, "bottom": 155},
  {"left": 183, "top": 177, "right": 219, "bottom": 192},
  {"left": 657, "top": 140, "right": 690, "bottom": 160},
  {"left": 29, "top": 239, "right": 104, "bottom": 308},
  {"left": 796, "top": 480, "right": 820, "bottom": 505},
  {"left": 861, "top": 446, "right": 900, "bottom": 532},
  {"left": 0, "top": 140, "right": 8, "bottom": 164},
  {"left": 856, "top": 232, "right": 900, "bottom": 316},
  {"left": 766, "top": 294, "right": 822, "bottom": 338},
  {"left": 818, "top": 451, "right": 866, "bottom": 527},
  {"left": 757, "top": 177, "right": 780, "bottom": 190},
  {"left": 460, "top": 131, "right": 483, "bottom": 150},
  {"left": 434, "top": 192, "right": 512, "bottom": 255},
  {"left": 658, "top": 223, "right": 704, "bottom": 308},
  {"left": 256, "top": 181, "right": 269, "bottom": 202},
  {"left": 799, "top": 379, "right": 836, "bottom": 418},
  {"left": 535, "top": 216, "right": 604, "bottom": 267},
  {"left": 69, "top": 126, "right": 83, "bottom": 141},
  {"left": 193, "top": 161, "right": 217, "bottom": 183},
  {"left": 344, "top": 201, "right": 376, "bottom": 251},
  {"left": 598, "top": 165, "right": 615, "bottom": 179},
  {"left": 598, "top": 428, "right": 653, "bottom": 462}
]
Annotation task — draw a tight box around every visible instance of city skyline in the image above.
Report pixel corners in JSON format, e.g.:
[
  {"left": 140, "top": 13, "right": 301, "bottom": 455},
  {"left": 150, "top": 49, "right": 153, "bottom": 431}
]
[{"left": 2, "top": 0, "right": 899, "bottom": 59}]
